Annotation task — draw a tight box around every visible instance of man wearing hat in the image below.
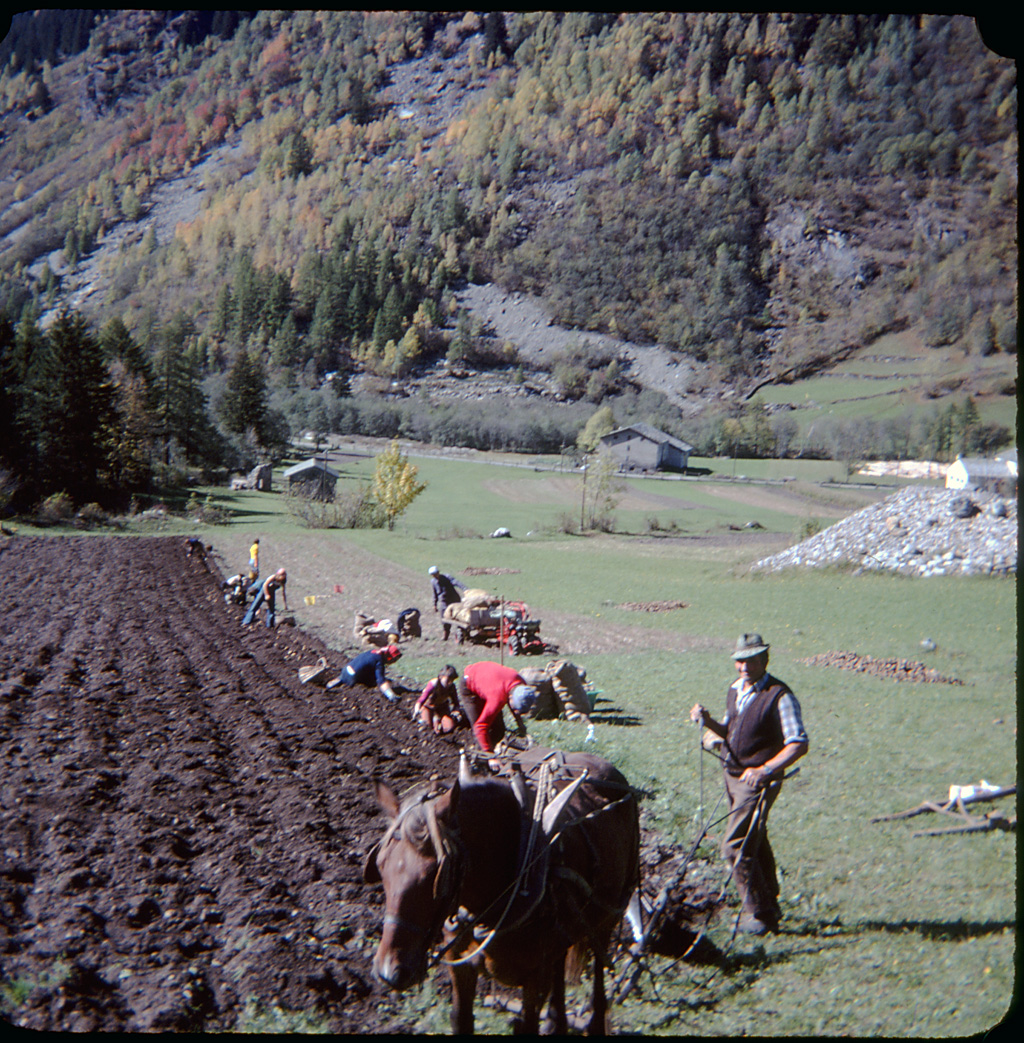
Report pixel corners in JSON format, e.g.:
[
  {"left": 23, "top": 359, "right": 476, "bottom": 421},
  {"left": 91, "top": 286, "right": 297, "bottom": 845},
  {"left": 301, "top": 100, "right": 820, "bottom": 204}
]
[
  {"left": 690, "top": 633, "right": 808, "bottom": 935},
  {"left": 459, "top": 660, "right": 537, "bottom": 768},
  {"left": 428, "top": 565, "right": 466, "bottom": 641}
]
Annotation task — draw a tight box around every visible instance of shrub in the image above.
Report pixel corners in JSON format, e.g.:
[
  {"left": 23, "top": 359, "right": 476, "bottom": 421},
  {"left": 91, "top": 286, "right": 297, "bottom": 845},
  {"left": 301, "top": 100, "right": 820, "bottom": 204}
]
[
  {"left": 287, "top": 484, "right": 384, "bottom": 529},
  {"left": 0, "top": 467, "right": 19, "bottom": 516},
  {"left": 35, "top": 492, "right": 75, "bottom": 527},
  {"left": 185, "top": 492, "right": 233, "bottom": 525},
  {"left": 75, "top": 502, "right": 110, "bottom": 528},
  {"left": 799, "top": 518, "right": 824, "bottom": 540}
]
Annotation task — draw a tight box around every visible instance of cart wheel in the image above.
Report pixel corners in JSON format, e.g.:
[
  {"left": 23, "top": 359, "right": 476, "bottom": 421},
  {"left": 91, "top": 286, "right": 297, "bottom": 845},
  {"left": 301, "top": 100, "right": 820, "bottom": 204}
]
[{"left": 508, "top": 630, "right": 522, "bottom": 656}]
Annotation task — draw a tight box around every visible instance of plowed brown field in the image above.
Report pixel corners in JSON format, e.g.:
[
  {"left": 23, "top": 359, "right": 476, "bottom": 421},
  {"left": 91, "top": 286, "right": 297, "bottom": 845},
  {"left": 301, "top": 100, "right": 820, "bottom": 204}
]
[
  {"left": 0, "top": 536, "right": 713, "bottom": 1033},
  {"left": 0, "top": 536, "right": 465, "bottom": 1032}
]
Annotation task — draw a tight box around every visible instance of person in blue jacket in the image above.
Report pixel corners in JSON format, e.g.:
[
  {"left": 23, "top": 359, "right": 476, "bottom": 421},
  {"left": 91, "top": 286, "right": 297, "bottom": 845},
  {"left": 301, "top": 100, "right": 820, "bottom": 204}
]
[{"left": 327, "top": 644, "right": 401, "bottom": 702}]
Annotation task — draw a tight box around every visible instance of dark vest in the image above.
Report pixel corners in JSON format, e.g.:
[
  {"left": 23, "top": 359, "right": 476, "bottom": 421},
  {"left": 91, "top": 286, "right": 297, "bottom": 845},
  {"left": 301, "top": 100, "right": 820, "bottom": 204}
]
[{"left": 723, "top": 676, "right": 789, "bottom": 776}]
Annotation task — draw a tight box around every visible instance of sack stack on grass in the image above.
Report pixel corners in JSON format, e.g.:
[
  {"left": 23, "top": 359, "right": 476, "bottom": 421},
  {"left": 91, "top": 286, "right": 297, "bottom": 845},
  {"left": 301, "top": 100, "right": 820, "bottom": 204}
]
[
  {"left": 548, "top": 659, "right": 593, "bottom": 721},
  {"left": 514, "top": 661, "right": 593, "bottom": 721},
  {"left": 517, "top": 666, "right": 557, "bottom": 718},
  {"left": 353, "top": 611, "right": 396, "bottom": 647}
]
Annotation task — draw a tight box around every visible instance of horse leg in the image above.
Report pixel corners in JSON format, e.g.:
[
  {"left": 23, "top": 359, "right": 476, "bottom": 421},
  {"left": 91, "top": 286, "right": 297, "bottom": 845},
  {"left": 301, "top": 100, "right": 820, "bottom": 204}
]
[
  {"left": 514, "top": 980, "right": 544, "bottom": 1035},
  {"left": 546, "top": 953, "right": 568, "bottom": 1035},
  {"left": 587, "top": 947, "right": 607, "bottom": 1036},
  {"left": 449, "top": 960, "right": 478, "bottom": 1035}
]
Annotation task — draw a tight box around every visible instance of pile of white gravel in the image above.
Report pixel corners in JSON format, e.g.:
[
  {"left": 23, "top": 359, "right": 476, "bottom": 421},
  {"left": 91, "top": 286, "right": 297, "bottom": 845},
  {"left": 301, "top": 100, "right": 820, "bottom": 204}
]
[{"left": 751, "top": 486, "right": 1017, "bottom": 577}]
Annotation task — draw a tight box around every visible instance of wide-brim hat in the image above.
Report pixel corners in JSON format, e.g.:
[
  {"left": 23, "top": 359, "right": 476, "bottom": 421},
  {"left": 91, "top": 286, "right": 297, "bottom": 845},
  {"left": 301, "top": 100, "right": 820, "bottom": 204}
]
[
  {"left": 428, "top": 565, "right": 439, "bottom": 574},
  {"left": 732, "top": 633, "right": 769, "bottom": 659},
  {"left": 509, "top": 684, "right": 538, "bottom": 713}
]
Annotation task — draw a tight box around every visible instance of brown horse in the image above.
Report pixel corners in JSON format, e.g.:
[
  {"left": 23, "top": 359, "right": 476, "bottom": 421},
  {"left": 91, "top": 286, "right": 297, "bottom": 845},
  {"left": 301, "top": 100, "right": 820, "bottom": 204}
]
[{"left": 363, "top": 751, "right": 640, "bottom": 1034}]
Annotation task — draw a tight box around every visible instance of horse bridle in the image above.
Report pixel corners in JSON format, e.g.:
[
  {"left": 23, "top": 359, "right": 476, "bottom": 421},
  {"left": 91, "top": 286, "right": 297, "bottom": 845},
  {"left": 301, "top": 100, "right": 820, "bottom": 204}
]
[{"left": 379, "top": 789, "right": 465, "bottom": 949}]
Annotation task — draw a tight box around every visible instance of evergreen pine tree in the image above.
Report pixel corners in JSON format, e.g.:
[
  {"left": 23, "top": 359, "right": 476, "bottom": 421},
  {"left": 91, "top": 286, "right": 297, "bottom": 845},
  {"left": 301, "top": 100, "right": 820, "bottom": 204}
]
[
  {"left": 221, "top": 349, "right": 269, "bottom": 441},
  {"left": 33, "top": 309, "right": 115, "bottom": 503}
]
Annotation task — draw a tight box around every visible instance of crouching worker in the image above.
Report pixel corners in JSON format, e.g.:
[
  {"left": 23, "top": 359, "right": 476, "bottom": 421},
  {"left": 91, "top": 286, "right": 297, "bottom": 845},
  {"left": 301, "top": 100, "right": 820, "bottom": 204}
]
[
  {"left": 241, "top": 568, "right": 288, "bottom": 627},
  {"left": 222, "top": 573, "right": 249, "bottom": 605},
  {"left": 328, "top": 644, "right": 402, "bottom": 703},
  {"left": 415, "top": 665, "right": 461, "bottom": 734},
  {"left": 459, "top": 660, "right": 538, "bottom": 771}
]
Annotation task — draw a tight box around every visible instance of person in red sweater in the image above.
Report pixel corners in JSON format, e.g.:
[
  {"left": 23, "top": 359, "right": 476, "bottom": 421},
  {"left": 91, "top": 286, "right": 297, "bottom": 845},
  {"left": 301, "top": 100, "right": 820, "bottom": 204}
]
[{"left": 458, "top": 660, "right": 538, "bottom": 764}]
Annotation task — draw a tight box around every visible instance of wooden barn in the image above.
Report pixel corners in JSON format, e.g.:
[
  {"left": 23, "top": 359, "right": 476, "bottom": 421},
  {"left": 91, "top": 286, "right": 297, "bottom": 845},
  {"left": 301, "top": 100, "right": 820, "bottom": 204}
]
[
  {"left": 600, "top": 423, "right": 694, "bottom": 473},
  {"left": 283, "top": 458, "right": 339, "bottom": 500}
]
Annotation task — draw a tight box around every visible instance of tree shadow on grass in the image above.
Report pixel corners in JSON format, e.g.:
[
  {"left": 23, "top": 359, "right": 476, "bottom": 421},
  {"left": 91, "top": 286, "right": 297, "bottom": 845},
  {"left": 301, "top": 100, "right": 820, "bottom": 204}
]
[
  {"left": 772, "top": 916, "right": 1015, "bottom": 946},
  {"left": 856, "top": 918, "right": 1016, "bottom": 941}
]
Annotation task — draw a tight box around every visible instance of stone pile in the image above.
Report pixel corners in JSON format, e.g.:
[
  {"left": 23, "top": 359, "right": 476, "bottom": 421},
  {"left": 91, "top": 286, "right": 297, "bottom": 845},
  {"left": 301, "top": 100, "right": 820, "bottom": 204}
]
[
  {"left": 799, "top": 650, "right": 963, "bottom": 685},
  {"left": 752, "top": 486, "right": 1017, "bottom": 577}
]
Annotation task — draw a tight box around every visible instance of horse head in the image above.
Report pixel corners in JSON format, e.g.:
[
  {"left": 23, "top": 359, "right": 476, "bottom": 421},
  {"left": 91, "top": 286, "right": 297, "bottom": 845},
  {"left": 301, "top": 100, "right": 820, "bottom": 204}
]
[{"left": 364, "top": 779, "right": 462, "bottom": 990}]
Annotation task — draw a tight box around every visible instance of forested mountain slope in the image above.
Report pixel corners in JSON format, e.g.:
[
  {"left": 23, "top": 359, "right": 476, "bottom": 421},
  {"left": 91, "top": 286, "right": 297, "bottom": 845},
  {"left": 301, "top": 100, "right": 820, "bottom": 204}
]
[{"left": 0, "top": 11, "right": 1016, "bottom": 509}]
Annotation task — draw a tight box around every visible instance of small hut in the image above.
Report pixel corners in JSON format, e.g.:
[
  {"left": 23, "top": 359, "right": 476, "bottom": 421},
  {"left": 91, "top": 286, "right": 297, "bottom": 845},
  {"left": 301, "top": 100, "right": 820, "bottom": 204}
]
[{"left": 283, "top": 458, "right": 339, "bottom": 501}]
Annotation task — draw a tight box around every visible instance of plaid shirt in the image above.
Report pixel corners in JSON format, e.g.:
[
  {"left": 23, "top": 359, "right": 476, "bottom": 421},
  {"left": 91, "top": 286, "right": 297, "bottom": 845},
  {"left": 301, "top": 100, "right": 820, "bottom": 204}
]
[{"left": 727, "top": 674, "right": 807, "bottom": 746}]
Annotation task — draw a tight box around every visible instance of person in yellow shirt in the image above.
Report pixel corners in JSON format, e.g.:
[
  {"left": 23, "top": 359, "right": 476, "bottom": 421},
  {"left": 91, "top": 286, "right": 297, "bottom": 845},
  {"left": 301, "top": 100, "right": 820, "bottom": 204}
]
[{"left": 248, "top": 538, "right": 260, "bottom": 583}]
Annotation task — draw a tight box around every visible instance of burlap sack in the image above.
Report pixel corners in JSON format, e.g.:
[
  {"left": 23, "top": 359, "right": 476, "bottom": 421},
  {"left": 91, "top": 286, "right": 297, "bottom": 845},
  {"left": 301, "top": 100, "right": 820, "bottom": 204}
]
[
  {"left": 516, "top": 666, "right": 558, "bottom": 719},
  {"left": 548, "top": 659, "right": 592, "bottom": 721},
  {"left": 460, "top": 588, "right": 499, "bottom": 610}
]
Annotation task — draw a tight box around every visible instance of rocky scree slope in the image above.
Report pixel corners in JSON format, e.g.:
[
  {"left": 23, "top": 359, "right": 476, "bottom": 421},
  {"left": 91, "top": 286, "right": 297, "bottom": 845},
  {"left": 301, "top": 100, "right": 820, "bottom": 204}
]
[{"left": 752, "top": 487, "right": 1017, "bottom": 577}]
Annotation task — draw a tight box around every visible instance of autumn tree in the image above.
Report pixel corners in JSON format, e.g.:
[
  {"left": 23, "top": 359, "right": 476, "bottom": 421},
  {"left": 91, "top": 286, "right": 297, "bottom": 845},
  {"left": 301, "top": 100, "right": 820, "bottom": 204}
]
[
  {"left": 576, "top": 404, "right": 616, "bottom": 452},
  {"left": 371, "top": 438, "right": 427, "bottom": 530}
]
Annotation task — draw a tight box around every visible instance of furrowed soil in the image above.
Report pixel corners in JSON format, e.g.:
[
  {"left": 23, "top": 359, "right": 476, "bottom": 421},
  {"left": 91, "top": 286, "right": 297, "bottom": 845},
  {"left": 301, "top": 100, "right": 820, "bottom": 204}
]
[{"left": 0, "top": 536, "right": 715, "bottom": 1033}]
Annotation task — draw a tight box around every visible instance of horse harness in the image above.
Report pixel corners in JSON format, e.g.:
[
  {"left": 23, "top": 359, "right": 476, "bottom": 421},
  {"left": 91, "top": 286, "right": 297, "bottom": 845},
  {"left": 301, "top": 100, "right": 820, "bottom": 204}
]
[
  {"left": 378, "top": 785, "right": 466, "bottom": 950},
  {"left": 438, "top": 753, "right": 636, "bottom": 967}
]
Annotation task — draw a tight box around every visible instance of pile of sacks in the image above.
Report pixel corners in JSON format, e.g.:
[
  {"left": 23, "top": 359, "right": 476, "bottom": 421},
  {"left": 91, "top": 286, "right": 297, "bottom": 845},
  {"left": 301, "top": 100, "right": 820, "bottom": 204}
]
[
  {"left": 353, "top": 612, "right": 397, "bottom": 646},
  {"left": 442, "top": 588, "right": 501, "bottom": 626},
  {"left": 353, "top": 609, "right": 422, "bottom": 645},
  {"left": 517, "top": 659, "right": 595, "bottom": 721}
]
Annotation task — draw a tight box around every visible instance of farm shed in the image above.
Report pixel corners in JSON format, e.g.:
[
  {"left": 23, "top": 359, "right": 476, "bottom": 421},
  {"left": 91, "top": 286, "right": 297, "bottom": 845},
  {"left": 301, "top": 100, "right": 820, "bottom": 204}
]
[
  {"left": 945, "top": 454, "right": 1016, "bottom": 495},
  {"left": 600, "top": 423, "right": 694, "bottom": 472},
  {"left": 283, "top": 459, "right": 339, "bottom": 500}
]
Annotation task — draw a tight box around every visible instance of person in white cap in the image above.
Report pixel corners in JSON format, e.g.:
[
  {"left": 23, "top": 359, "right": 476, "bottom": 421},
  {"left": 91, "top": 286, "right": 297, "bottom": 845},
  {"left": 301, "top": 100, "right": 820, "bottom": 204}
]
[
  {"left": 458, "top": 660, "right": 537, "bottom": 769},
  {"left": 428, "top": 565, "right": 465, "bottom": 641},
  {"left": 690, "top": 633, "right": 808, "bottom": 935}
]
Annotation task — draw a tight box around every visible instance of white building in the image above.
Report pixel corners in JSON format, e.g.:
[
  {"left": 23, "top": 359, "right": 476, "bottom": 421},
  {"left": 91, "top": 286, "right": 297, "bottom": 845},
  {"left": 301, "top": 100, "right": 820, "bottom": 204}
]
[{"left": 945, "top": 454, "right": 1016, "bottom": 494}]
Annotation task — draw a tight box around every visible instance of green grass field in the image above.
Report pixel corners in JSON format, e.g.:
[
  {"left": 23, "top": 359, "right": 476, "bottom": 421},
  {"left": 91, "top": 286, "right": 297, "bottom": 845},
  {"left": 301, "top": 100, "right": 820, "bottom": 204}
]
[
  {"left": 753, "top": 329, "right": 1017, "bottom": 437},
  {"left": 24, "top": 451, "right": 1016, "bottom": 1036}
]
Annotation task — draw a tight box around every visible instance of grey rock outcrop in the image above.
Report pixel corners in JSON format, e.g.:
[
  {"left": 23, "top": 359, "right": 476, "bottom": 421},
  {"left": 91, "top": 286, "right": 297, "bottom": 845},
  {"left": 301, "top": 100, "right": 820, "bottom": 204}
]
[{"left": 752, "top": 487, "right": 1017, "bottom": 577}]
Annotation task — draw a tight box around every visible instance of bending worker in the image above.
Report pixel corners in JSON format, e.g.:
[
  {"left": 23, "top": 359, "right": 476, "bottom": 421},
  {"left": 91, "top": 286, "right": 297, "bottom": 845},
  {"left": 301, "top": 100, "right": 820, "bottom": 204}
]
[
  {"left": 241, "top": 568, "right": 287, "bottom": 628},
  {"left": 690, "top": 633, "right": 808, "bottom": 936},
  {"left": 459, "top": 660, "right": 538, "bottom": 769},
  {"left": 328, "top": 645, "right": 402, "bottom": 703}
]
